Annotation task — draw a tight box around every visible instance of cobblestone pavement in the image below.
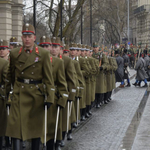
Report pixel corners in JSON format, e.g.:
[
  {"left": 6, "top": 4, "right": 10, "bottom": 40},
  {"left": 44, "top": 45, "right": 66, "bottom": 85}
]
[{"left": 63, "top": 70, "right": 148, "bottom": 150}]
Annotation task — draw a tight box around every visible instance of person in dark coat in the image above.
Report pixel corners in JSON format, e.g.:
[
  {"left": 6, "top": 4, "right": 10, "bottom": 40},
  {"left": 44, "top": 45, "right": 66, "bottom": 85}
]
[
  {"left": 143, "top": 49, "right": 150, "bottom": 79},
  {"left": 133, "top": 53, "right": 148, "bottom": 87},
  {"left": 122, "top": 49, "right": 131, "bottom": 87},
  {"left": 115, "top": 50, "right": 124, "bottom": 88}
]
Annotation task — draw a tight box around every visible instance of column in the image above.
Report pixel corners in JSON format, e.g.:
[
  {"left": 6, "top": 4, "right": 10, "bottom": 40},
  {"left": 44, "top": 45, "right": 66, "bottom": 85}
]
[
  {"left": 12, "top": 0, "right": 23, "bottom": 43},
  {"left": 0, "top": 0, "right": 13, "bottom": 41}
]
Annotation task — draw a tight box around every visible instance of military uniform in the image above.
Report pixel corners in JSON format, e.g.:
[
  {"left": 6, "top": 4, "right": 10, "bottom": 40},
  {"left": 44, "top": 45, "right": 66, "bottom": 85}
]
[
  {"left": 5, "top": 24, "right": 55, "bottom": 150},
  {"left": 5, "top": 44, "right": 55, "bottom": 141},
  {"left": 93, "top": 52, "right": 108, "bottom": 107},
  {"left": 39, "top": 36, "right": 69, "bottom": 150},
  {"left": 0, "top": 58, "right": 8, "bottom": 149},
  {"left": 9, "top": 37, "right": 20, "bottom": 50}
]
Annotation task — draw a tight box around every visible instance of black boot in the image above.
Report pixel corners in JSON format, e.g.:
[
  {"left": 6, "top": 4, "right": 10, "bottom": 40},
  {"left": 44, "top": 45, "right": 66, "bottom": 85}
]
[
  {"left": 31, "top": 138, "right": 40, "bottom": 150},
  {"left": 142, "top": 83, "right": 148, "bottom": 87},
  {"left": 22, "top": 141, "right": 26, "bottom": 148},
  {"left": 13, "top": 138, "right": 22, "bottom": 150},
  {"left": 81, "top": 115, "right": 86, "bottom": 121},
  {"left": 47, "top": 139, "right": 54, "bottom": 150},
  {"left": 81, "top": 108, "right": 86, "bottom": 121},
  {"left": 60, "top": 131, "right": 66, "bottom": 147},
  {"left": 126, "top": 83, "right": 131, "bottom": 87},
  {"left": 67, "top": 130, "right": 73, "bottom": 141},
  {"left": 55, "top": 142, "right": 61, "bottom": 150},
  {"left": 5, "top": 136, "right": 11, "bottom": 149},
  {"left": 132, "top": 82, "right": 137, "bottom": 86},
  {"left": 0, "top": 137, "right": 2, "bottom": 150},
  {"left": 72, "top": 122, "right": 78, "bottom": 128}
]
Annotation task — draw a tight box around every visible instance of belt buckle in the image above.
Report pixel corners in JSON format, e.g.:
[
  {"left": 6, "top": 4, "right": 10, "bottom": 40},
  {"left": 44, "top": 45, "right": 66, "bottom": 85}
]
[{"left": 24, "top": 79, "right": 30, "bottom": 84}]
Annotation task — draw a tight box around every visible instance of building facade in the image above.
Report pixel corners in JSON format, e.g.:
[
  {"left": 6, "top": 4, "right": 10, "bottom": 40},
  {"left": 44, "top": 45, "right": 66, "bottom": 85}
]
[
  {"left": 0, "top": 0, "right": 23, "bottom": 43},
  {"left": 131, "top": 0, "right": 150, "bottom": 48}
]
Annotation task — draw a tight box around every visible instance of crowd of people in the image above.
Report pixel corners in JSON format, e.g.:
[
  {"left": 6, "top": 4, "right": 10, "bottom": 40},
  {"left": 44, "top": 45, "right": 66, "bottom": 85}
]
[{"left": 0, "top": 23, "right": 149, "bottom": 150}]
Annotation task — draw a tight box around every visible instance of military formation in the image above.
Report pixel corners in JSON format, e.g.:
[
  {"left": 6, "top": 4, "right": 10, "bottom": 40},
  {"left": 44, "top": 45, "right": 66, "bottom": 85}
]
[{"left": 1, "top": 23, "right": 149, "bottom": 150}]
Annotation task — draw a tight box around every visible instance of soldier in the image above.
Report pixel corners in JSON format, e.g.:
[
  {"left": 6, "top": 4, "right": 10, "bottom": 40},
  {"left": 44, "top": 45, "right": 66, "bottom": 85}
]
[
  {"left": 92, "top": 43, "right": 108, "bottom": 107},
  {"left": 5, "top": 23, "right": 55, "bottom": 150},
  {"left": 51, "top": 37, "right": 76, "bottom": 147},
  {"left": 39, "top": 36, "right": 68, "bottom": 150},
  {"left": 0, "top": 39, "right": 12, "bottom": 149},
  {"left": 63, "top": 47, "right": 70, "bottom": 56},
  {"left": 0, "top": 39, "right": 9, "bottom": 60},
  {"left": 9, "top": 37, "right": 19, "bottom": 50},
  {"left": 115, "top": 50, "right": 124, "bottom": 88},
  {"left": 122, "top": 49, "right": 131, "bottom": 87},
  {"left": 103, "top": 50, "right": 112, "bottom": 104},
  {"left": 109, "top": 55, "right": 118, "bottom": 101},
  {"left": 0, "top": 43, "right": 9, "bottom": 150},
  {"left": 85, "top": 46, "right": 98, "bottom": 112},
  {"left": 76, "top": 44, "right": 90, "bottom": 121}
]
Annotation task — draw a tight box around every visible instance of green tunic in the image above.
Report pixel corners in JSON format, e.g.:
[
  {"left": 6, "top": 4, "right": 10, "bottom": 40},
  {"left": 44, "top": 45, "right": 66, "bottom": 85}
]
[
  {"left": 0, "top": 58, "right": 8, "bottom": 137},
  {"left": 5, "top": 45, "right": 55, "bottom": 141}
]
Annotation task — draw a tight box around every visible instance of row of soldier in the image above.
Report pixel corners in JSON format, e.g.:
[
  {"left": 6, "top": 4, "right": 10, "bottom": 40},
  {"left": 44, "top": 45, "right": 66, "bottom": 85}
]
[{"left": 0, "top": 23, "right": 119, "bottom": 150}]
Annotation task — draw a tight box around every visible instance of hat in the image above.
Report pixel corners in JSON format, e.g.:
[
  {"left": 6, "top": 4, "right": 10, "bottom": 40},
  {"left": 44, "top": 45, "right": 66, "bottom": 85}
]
[
  {"left": 85, "top": 45, "right": 90, "bottom": 51},
  {"left": 39, "top": 36, "right": 51, "bottom": 46},
  {"left": 81, "top": 45, "right": 86, "bottom": 51},
  {"left": 70, "top": 43, "right": 77, "bottom": 50},
  {"left": 77, "top": 44, "right": 82, "bottom": 50},
  {"left": 0, "top": 39, "right": 9, "bottom": 48},
  {"left": 10, "top": 37, "right": 18, "bottom": 45},
  {"left": 63, "top": 44, "right": 70, "bottom": 53},
  {"left": 51, "top": 37, "right": 60, "bottom": 46},
  {"left": 93, "top": 42, "right": 98, "bottom": 48},
  {"left": 22, "top": 23, "right": 35, "bottom": 35}
]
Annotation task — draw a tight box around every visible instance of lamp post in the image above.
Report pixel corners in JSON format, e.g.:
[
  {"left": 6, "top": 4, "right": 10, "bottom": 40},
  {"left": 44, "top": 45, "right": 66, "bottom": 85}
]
[
  {"left": 33, "top": 0, "right": 36, "bottom": 33},
  {"left": 81, "top": 6, "right": 83, "bottom": 44},
  {"left": 127, "top": 0, "right": 130, "bottom": 49},
  {"left": 60, "top": 0, "right": 63, "bottom": 40},
  {"left": 90, "top": 0, "right": 92, "bottom": 46}
]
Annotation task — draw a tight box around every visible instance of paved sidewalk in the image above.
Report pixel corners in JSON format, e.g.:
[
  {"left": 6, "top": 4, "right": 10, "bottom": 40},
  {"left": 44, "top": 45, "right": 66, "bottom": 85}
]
[{"left": 131, "top": 92, "right": 150, "bottom": 150}]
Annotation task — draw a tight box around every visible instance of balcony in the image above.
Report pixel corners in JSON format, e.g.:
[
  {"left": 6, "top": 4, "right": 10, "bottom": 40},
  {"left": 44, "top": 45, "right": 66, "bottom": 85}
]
[{"left": 134, "top": 5, "right": 150, "bottom": 17}]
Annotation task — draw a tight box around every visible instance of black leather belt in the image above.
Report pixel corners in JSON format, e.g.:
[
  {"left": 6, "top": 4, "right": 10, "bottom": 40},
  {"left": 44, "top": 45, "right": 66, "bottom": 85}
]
[{"left": 17, "top": 78, "right": 42, "bottom": 84}]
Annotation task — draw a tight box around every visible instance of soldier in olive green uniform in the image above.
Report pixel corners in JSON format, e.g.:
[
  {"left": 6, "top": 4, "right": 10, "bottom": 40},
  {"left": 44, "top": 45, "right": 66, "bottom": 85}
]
[
  {"left": 85, "top": 45, "right": 98, "bottom": 114},
  {"left": 108, "top": 55, "right": 118, "bottom": 100},
  {"left": 39, "top": 36, "right": 68, "bottom": 150},
  {"left": 51, "top": 37, "right": 76, "bottom": 147},
  {"left": 92, "top": 43, "right": 109, "bottom": 107},
  {"left": 0, "top": 39, "right": 12, "bottom": 149},
  {"left": 103, "top": 50, "right": 112, "bottom": 104},
  {"left": 9, "top": 37, "right": 20, "bottom": 50},
  {"left": 5, "top": 24, "right": 55, "bottom": 150},
  {"left": 0, "top": 47, "right": 9, "bottom": 150},
  {"left": 76, "top": 44, "right": 90, "bottom": 121},
  {"left": 70, "top": 43, "right": 85, "bottom": 124},
  {"left": 80, "top": 45, "right": 93, "bottom": 118}
]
